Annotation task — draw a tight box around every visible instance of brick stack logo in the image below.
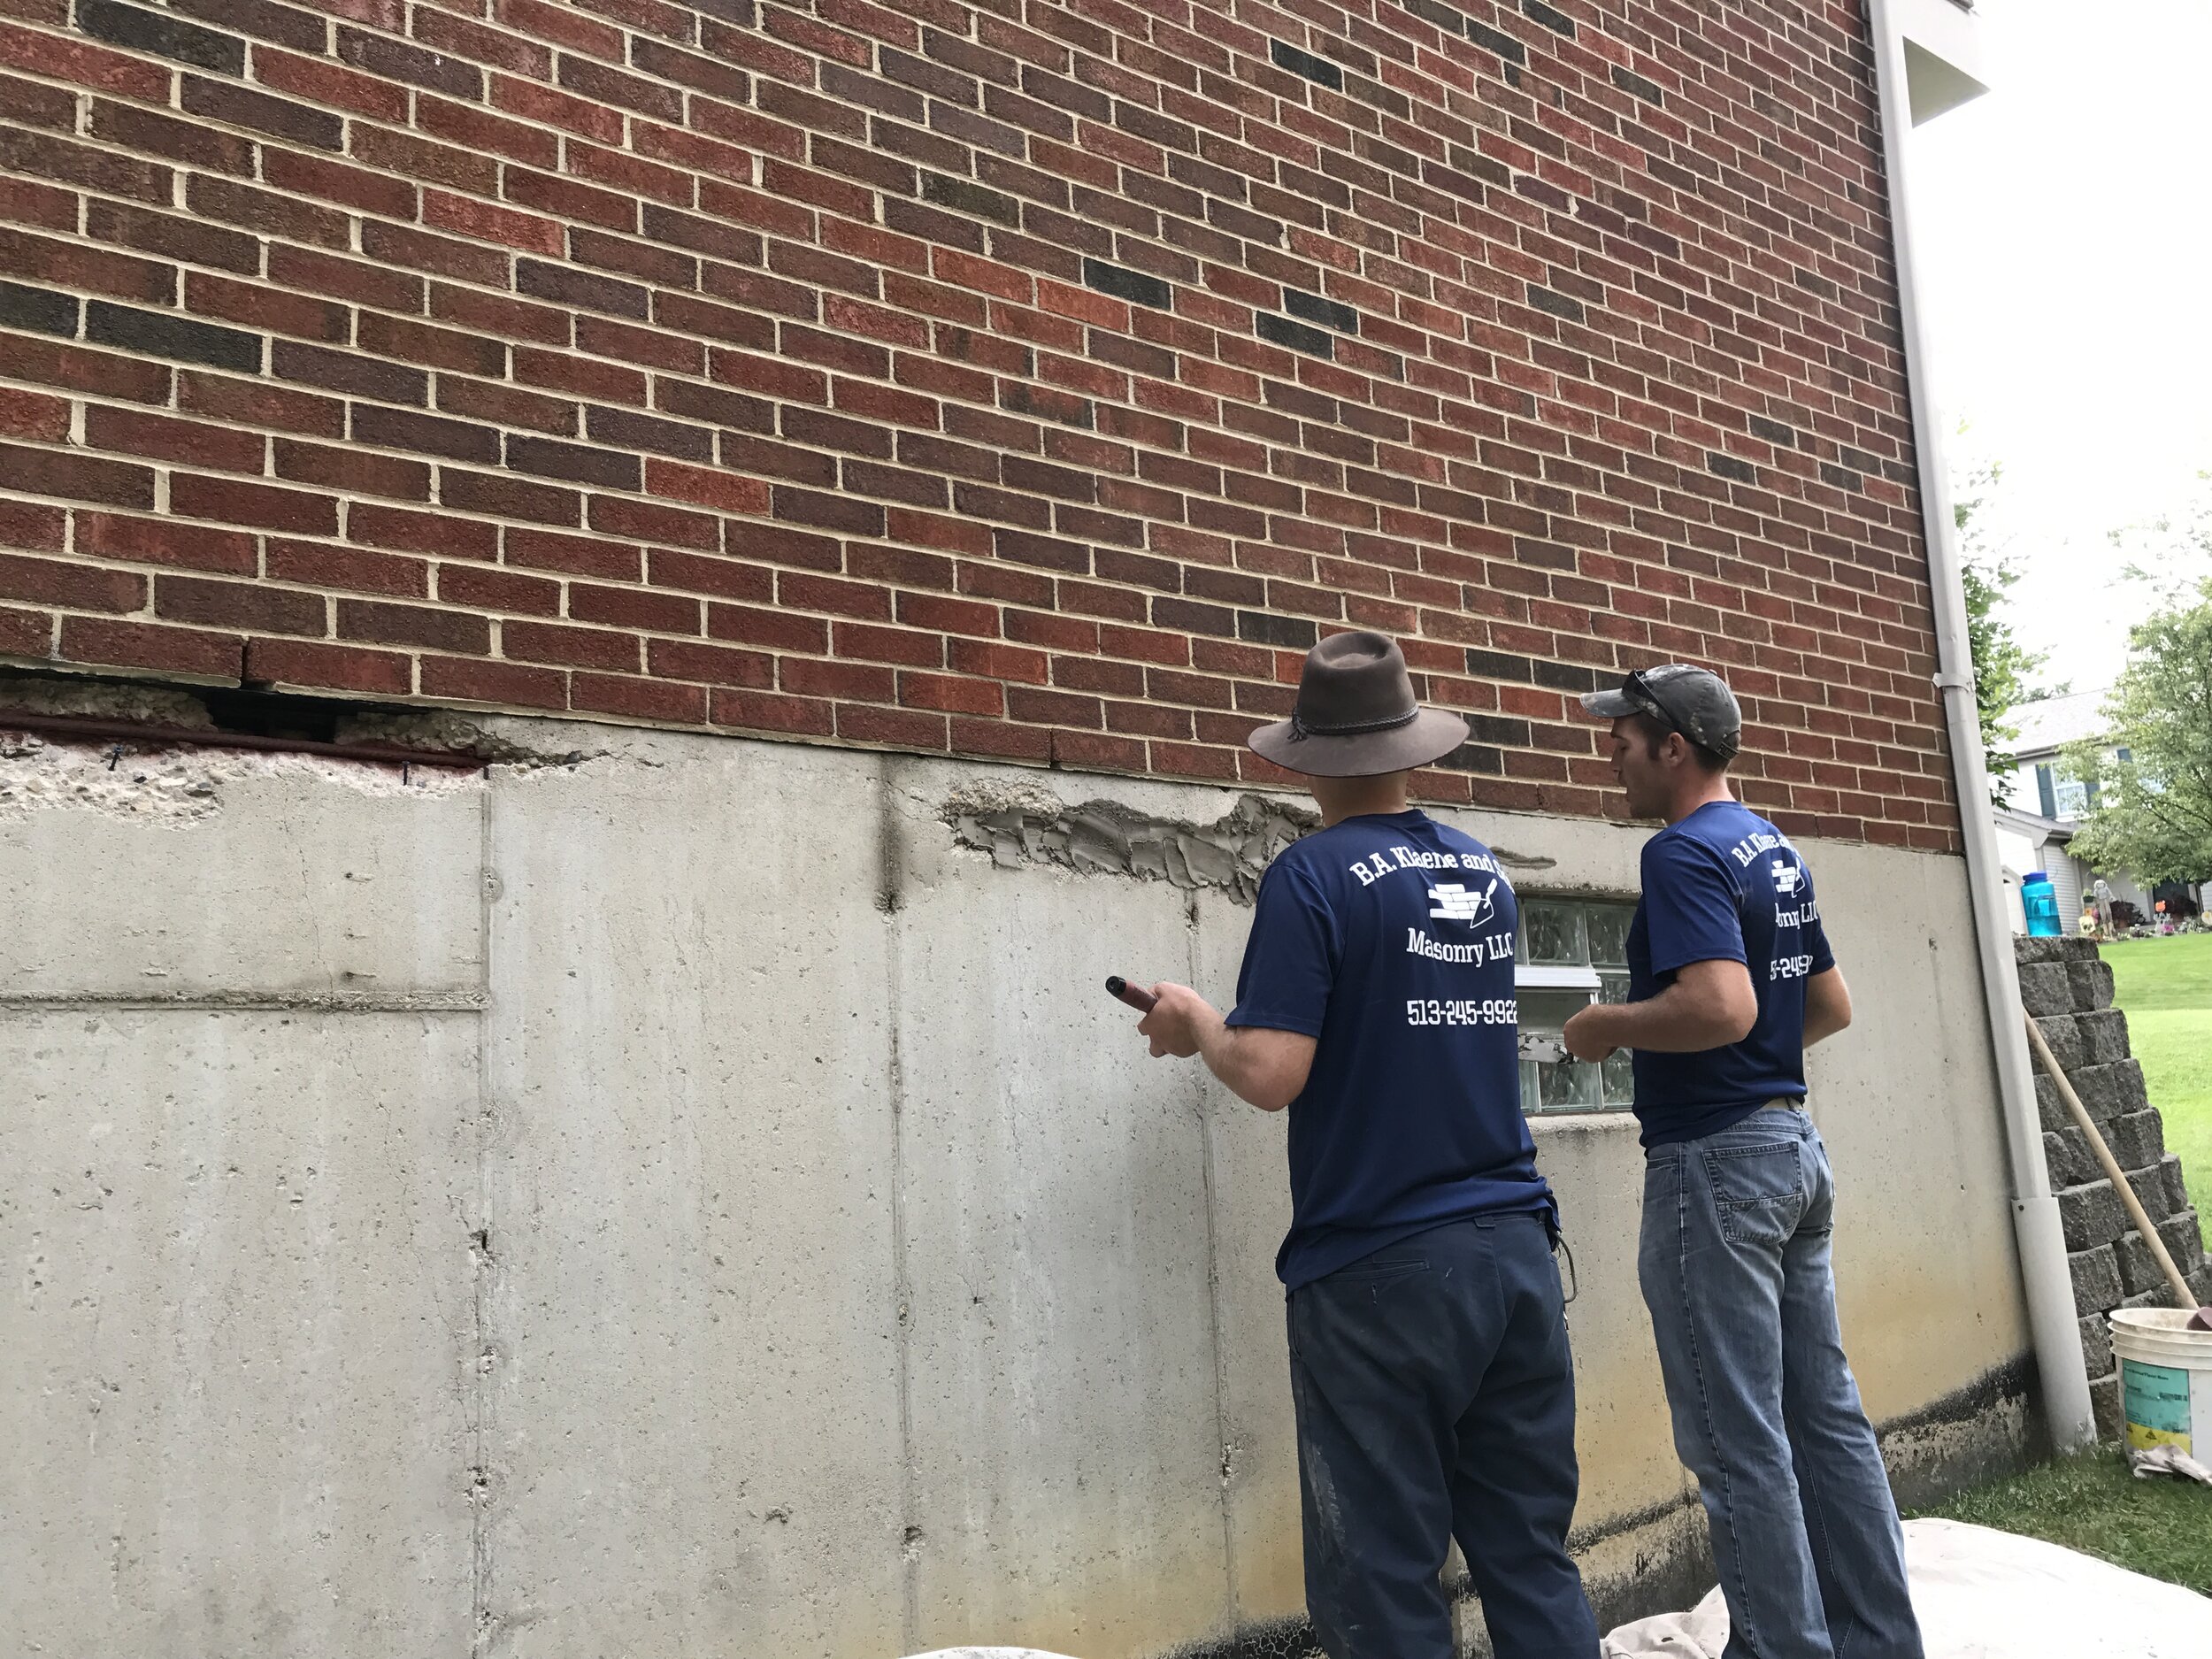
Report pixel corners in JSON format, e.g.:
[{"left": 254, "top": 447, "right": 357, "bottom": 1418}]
[{"left": 0, "top": 0, "right": 1954, "bottom": 847}]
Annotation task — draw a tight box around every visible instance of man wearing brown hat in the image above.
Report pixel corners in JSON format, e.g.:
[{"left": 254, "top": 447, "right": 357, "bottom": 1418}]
[{"left": 1130, "top": 632, "right": 1600, "bottom": 1659}]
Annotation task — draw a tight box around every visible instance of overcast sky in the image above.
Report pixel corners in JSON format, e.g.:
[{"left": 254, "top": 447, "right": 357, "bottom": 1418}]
[{"left": 1907, "top": 0, "right": 2212, "bottom": 700}]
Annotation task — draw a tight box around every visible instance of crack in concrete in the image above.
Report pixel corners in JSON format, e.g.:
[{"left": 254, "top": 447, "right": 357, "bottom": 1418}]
[
  {"left": 0, "top": 991, "right": 487, "bottom": 1012},
  {"left": 942, "top": 785, "right": 1320, "bottom": 905}
]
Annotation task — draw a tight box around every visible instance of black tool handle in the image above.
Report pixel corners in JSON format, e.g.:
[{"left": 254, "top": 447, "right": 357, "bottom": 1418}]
[{"left": 1105, "top": 975, "right": 1158, "bottom": 1013}]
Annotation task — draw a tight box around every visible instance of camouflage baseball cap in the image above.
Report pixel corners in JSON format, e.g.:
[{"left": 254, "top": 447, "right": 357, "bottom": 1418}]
[{"left": 1579, "top": 664, "right": 1741, "bottom": 761}]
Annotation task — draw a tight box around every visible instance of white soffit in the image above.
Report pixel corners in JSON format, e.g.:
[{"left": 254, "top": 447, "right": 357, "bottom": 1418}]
[{"left": 1896, "top": 0, "right": 1991, "bottom": 125}]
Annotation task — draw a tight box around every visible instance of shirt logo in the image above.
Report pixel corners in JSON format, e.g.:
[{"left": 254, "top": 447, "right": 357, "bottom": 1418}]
[
  {"left": 1428, "top": 879, "right": 1497, "bottom": 926},
  {"left": 1771, "top": 858, "right": 1803, "bottom": 895}
]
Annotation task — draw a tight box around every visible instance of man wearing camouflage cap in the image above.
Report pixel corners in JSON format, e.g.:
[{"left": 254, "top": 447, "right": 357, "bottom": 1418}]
[{"left": 1563, "top": 664, "right": 1924, "bottom": 1659}]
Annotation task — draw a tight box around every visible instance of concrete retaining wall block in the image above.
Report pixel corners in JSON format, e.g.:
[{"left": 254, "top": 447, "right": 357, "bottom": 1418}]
[
  {"left": 2059, "top": 1181, "right": 2127, "bottom": 1252},
  {"left": 2067, "top": 1243, "right": 2123, "bottom": 1310},
  {"left": 2067, "top": 959, "right": 2116, "bottom": 1012},
  {"left": 2016, "top": 962, "right": 2075, "bottom": 1018}
]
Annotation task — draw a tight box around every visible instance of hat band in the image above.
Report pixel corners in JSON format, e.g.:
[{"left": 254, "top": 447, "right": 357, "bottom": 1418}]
[{"left": 1286, "top": 705, "right": 1419, "bottom": 742}]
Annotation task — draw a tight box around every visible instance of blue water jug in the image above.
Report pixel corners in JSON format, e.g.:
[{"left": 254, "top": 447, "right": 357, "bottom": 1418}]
[{"left": 2022, "top": 872, "right": 2061, "bottom": 937}]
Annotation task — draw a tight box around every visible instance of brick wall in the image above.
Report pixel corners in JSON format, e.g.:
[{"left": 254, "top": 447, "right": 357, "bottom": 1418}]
[{"left": 0, "top": 0, "right": 1962, "bottom": 847}]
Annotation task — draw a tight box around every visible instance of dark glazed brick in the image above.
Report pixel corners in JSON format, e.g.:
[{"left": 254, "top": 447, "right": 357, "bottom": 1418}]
[
  {"left": 1532, "top": 659, "right": 1598, "bottom": 693},
  {"left": 1749, "top": 415, "right": 1797, "bottom": 447},
  {"left": 0, "top": 281, "right": 78, "bottom": 337},
  {"left": 1269, "top": 40, "right": 1344, "bottom": 92},
  {"left": 507, "top": 434, "right": 642, "bottom": 490},
  {"left": 87, "top": 302, "right": 261, "bottom": 372},
  {"left": 76, "top": 0, "right": 244, "bottom": 73},
  {"left": 518, "top": 259, "right": 649, "bottom": 320},
  {"left": 1521, "top": 0, "right": 1574, "bottom": 36},
  {"left": 1709, "top": 452, "right": 1756, "bottom": 484},
  {"left": 1527, "top": 285, "right": 1584, "bottom": 323},
  {"left": 1403, "top": 0, "right": 1463, "bottom": 31},
  {"left": 1612, "top": 65, "right": 1663, "bottom": 104},
  {"left": 921, "top": 173, "right": 1019, "bottom": 227},
  {"left": 1433, "top": 743, "right": 1504, "bottom": 774},
  {"left": 1821, "top": 463, "right": 1863, "bottom": 492},
  {"left": 339, "top": 28, "right": 485, "bottom": 101},
  {"left": 1237, "top": 610, "right": 1316, "bottom": 648},
  {"left": 169, "top": 0, "right": 325, "bottom": 50},
  {"left": 181, "top": 79, "right": 343, "bottom": 150},
  {"left": 1464, "top": 648, "right": 1534, "bottom": 680},
  {"left": 1464, "top": 19, "right": 1526, "bottom": 64},
  {"left": 1256, "top": 313, "right": 1333, "bottom": 357},
  {"left": 1284, "top": 288, "right": 1356, "bottom": 334},
  {"left": 1083, "top": 258, "right": 1171, "bottom": 310}
]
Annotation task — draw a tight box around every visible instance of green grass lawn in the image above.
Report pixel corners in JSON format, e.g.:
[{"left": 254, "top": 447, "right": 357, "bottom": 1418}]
[
  {"left": 1912, "top": 1451, "right": 2212, "bottom": 1595},
  {"left": 2102, "top": 933, "right": 2212, "bottom": 1217}
]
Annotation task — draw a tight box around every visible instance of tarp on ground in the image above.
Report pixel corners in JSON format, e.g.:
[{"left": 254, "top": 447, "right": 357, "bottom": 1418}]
[
  {"left": 908, "top": 1517, "right": 2210, "bottom": 1659},
  {"left": 1603, "top": 1517, "right": 2210, "bottom": 1659}
]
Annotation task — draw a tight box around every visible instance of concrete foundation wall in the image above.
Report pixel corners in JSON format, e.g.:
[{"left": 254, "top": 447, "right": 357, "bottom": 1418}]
[{"left": 1, "top": 720, "right": 2036, "bottom": 1658}]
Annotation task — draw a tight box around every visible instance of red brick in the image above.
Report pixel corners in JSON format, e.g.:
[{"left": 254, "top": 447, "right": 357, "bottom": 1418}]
[
  {"left": 245, "top": 636, "right": 414, "bottom": 695},
  {"left": 0, "top": 601, "right": 50, "bottom": 656},
  {"left": 642, "top": 459, "right": 772, "bottom": 515},
  {"left": 170, "top": 474, "right": 339, "bottom": 535},
  {"left": 0, "top": 21, "right": 172, "bottom": 98},
  {"left": 266, "top": 540, "right": 429, "bottom": 597},
  {"left": 76, "top": 513, "right": 257, "bottom": 575},
  {"left": 570, "top": 672, "right": 707, "bottom": 723},
  {"left": 503, "top": 619, "right": 641, "bottom": 671},
  {"left": 0, "top": 387, "right": 68, "bottom": 442},
  {"left": 157, "top": 574, "right": 325, "bottom": 634},
  {"left": 61, "top": 617, "right": 244, "bottom": 680},
  {"left": 899, "top": 670, "right": 1003, "bottom": 716},
  {"left": 835, "top": 702, "right": 947, "bottom": 749},
  {"left": 337, "top": 598, "right": 491, "bottom": 652},
  {"left": 647, "top": 636, "right": 773, "bottom": 687},
  {"left": 710, "top": 686, "right": 833, "bottom": 737},
  {"left": 437, "top": 562, "right": 560, "bottom": 614},
  {"left": 352, "top": 505, "right": 500, "bottom": 560},
  {"left": 0, "top": 442, "right": 155, "bottom": 509},
  {"left": 423, "top": 189, "right": 566, "bottom": 256},
  {"left": 84, "top": 405, "right": 265, "bottom": 472},
  {"left": 0, "top": 549, "right": 143, "bottom": 611},
  {"left": 420, "top": 652, "right": 567, "bottom": 709},
  {"left": 0, "top": 498, "right": 65, "bottom": 552}
]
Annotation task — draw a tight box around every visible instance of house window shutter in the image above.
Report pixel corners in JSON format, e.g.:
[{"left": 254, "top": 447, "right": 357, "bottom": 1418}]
[{"left": 2037, "top": 764, "right": 2056, "bottom": 818}]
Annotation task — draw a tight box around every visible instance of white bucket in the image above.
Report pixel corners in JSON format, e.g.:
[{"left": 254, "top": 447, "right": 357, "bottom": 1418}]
[{"left": 2108, "top": 1306, "right": 2212, "bottom": 1454}]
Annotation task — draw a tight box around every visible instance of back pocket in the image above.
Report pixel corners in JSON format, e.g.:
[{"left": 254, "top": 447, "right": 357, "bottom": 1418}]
[{"left": 1701, "top": 1140, "right": 1807, "bottom": 1246}]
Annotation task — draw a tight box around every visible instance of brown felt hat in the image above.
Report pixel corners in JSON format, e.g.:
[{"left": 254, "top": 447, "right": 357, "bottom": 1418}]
[{"left": 1248, "top": 631, "right": 1470, "bottom": 778}]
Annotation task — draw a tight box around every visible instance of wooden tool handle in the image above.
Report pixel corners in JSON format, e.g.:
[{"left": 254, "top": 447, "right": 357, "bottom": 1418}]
[
  {"left": 1106, "top": 975, "right": 1158, "bottom": 1014},
  {"left": 2024, "top": 1011, "right": 2200, "bottom": 1314}
]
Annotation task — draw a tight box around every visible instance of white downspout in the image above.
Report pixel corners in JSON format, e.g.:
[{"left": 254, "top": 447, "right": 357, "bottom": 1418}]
[{"left": 1863, "top": 0, "right": 2097, "bottom": 1453}]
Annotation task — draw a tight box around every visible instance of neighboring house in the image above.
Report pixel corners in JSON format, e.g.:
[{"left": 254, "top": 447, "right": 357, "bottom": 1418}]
[{"left": 1991, "top": 689, "right": 2193, "bottom": 928}]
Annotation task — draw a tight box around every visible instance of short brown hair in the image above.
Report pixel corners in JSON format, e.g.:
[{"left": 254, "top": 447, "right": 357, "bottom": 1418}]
[{"left": 1627, "top": 711, "right": 1730, "bottom": 772}]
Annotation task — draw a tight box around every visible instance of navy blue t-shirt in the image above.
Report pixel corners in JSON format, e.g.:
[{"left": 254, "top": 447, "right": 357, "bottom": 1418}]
[
  {"left": 1626, "top": 799, "right": 1836, "bottom": 1147},
  {"left": 1226, "top": 810, "right": 1554, "bottom": 1289}
]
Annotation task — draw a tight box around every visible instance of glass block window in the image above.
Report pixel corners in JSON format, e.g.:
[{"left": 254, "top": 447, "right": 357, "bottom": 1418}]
[{"left": 1516, "top": 897, "right": 1638, "bottom": 1114}]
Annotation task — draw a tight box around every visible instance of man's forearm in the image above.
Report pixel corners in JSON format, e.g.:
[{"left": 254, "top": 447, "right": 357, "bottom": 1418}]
[
  {"left": 1196, "top": 1013, "right": 1277, "bottom": 1110},
  {"left": 1580, "top": 984, "right": 1745, "bottom": 1054}
]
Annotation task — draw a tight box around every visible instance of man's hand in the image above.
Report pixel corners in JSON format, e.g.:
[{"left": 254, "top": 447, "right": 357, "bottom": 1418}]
[
  {"left": 1138, "top": 981, "right": 1210, "bottom": 1058},
  {"left": 1128, "top": 980, "right": 1317, "bottom": 1111},
  {"left": 1561, "top": 1002, "right": 1616, "bottom": 1063}
]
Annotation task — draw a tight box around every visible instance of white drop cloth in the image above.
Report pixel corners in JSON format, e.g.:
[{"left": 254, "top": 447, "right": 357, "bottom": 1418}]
[
  {"left": 1602, "top": 1518, "right": 2211, "bottom": 1659},
  {"left": 903, "top": 1523, "right": 2211, "bottom": 1659}
]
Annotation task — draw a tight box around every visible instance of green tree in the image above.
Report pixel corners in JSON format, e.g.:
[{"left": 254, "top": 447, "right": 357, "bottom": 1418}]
[
  {"left": 1954, "top": 459, "right": 2043, "bottom": 802},
  {"left": 2067, "top": 582, "right": 2212, "bottom": 885}
]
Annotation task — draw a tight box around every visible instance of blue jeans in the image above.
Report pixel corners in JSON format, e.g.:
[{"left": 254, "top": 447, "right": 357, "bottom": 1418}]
[
  {"left": 1286, "top": 1215, "right": 1600, "bottom": 1659},
  {"left": 1640, "top": 1108, "right": 1923, "bottom": 1659}
]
